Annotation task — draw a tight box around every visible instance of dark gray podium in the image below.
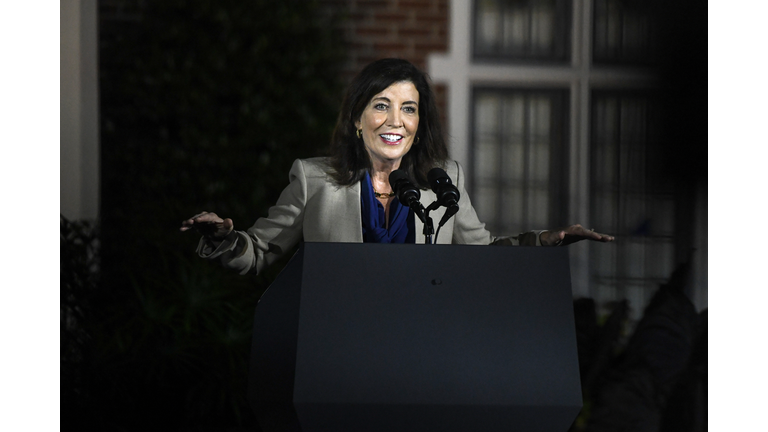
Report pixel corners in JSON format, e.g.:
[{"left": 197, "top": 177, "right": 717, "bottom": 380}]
[{"left": 248, "top": 243, "right": 581, "bottom": 432}]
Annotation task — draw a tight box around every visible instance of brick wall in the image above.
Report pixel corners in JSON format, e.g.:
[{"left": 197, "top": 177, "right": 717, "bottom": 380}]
[{"left": 319, "top": 0, "right": 450, "bottom": 132}]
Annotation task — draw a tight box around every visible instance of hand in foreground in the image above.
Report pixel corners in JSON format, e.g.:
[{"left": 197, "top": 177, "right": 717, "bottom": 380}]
[
  {"left": 180, "top": 211, "right": 234, "bottom": 240},
  {"left": 540, "top": 224, "right": 614, "bottom": 246}
]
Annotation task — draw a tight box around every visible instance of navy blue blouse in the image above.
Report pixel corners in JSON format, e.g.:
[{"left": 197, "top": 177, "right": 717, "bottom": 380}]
[{"left": 360, "top": 171, "right": 415, "bottom": 243}]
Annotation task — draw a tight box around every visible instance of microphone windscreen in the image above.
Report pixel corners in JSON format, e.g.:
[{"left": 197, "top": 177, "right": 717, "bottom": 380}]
[
  {"left": 389, "top": 169, "right": 410, "bottom": 186},
  {"left": 389, "top": 169, "right": 421, "bottom": 204},
  {"left": 427, "top": 167, "right": 451, "bottom": 191}
]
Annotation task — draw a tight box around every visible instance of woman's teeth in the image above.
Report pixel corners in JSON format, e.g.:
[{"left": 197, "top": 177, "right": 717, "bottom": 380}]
[{"left": 380, "top": 134, "right": 403, "bottom": 142}]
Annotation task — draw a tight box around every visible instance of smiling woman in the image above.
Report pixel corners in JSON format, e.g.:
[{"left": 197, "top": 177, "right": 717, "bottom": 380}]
[{"left": 180, "top": 58, "right": 614, "bottom": 275}]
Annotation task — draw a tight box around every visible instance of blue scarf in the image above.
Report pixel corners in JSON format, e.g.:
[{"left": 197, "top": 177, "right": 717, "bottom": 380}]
[{"left": 360, "top": 171, "right": 414, "bottom": 243}]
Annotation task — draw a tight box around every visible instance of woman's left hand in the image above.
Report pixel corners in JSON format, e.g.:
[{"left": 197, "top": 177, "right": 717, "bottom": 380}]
[{"left": 540, "top": 224, "right": 614, "bottom": 246}]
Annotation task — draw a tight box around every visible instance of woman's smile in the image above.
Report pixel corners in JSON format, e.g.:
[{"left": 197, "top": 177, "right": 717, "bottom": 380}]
[{"left": 379, "top": 133, "right": 404, "bottom": 145}]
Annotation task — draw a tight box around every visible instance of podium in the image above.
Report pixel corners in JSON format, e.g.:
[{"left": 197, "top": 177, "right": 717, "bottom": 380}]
[{"left": 248, "top": 243, "right": 581, "bottom": 432}]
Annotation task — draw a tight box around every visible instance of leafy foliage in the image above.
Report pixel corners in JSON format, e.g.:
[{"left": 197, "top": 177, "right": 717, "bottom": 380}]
[
  {"left": 61, "top": 216, "right": 99, "bottom": 423},
  {"left": 69, "top": 0, "right": 347, "bottom": 429}
]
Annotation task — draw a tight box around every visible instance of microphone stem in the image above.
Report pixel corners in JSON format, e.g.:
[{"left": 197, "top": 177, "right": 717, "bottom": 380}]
[{"left": 423, "top": 206, "right": 435, "bottom": 245}]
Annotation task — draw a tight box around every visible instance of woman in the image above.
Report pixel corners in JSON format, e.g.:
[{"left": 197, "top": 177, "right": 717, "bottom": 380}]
[{"left": 180, "top": 59, "right": 613, "bottom": 275}]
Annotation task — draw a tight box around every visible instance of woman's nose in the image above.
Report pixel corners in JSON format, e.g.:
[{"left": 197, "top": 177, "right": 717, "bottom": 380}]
[{"left": 387, "top": 108, "right": 403, "bottom": 127}]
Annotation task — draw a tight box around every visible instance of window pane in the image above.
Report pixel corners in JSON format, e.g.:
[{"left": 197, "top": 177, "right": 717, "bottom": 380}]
[
  {"left": 501, "top": 187, "right": 524, "bottom": 233},
  {"left": 477, "top": 0, "right": 502, "bottom": 49},
  {"left": 593, "top": 0, "right": 660, "bottom": 65},
  {"left": 471, "top": 88, "right": 568, "bottom": 236},
  {"left": 474, "top": 0, "right": 570, "bottom": 62},
  {"left": 590, "top": 91, "right": 671, "bottom": 326}
]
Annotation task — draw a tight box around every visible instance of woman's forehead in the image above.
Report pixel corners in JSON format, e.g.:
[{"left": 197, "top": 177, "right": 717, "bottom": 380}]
[{"left": 370, "top": 81, "right": 419, "bottom": 103}]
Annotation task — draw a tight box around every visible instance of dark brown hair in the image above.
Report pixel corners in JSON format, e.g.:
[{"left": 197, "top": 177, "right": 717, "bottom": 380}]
[{"left": 328, "top": 58, "right": 448, "bottom": 188}]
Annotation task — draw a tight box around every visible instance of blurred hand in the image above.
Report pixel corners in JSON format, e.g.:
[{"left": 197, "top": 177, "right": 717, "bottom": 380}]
[
  {"left": 540, "top": 224, "right": 614, "bottom": 246},
  {"left": 180, "top": 211, "right": 234, "bottom": 240}
]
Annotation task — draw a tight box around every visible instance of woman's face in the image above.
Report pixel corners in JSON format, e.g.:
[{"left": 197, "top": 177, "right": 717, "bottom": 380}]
[{"left": 354, "top": 81, "right": 420, "bottom": 167}]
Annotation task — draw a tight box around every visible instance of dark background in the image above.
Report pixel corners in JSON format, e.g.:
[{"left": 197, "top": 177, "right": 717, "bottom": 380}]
[
  {"left": 60, "top": 1, "right": 707, "bottom": 431},
  {"left": 63, "top": 1, "right": 346, "bottom": 430}
]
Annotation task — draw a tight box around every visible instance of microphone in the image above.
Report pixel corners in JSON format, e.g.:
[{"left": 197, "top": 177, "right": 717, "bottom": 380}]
[
  {"left": 389, "top": 170, "right": 426, "bottom": 223},
  {"left": 427, "top": 167, "right": 460, "bottom": 227}
]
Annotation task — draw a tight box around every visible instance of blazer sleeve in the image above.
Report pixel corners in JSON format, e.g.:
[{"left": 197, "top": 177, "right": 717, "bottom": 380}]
[
  {"left": 450, "top": 160, "right": 544, "bottom": 246},
  {"left": 195, "top": 159, "right": 308, "bottom": 275}
]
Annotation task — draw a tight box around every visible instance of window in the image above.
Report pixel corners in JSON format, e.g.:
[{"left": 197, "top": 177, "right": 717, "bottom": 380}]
[
  {"left": 471, "top": 89, "right": 568, "bottom": 235},
  {"left": 473, "top": 0, "right": 571, "bottom": 62},
  {"left": 592, "top": 0, "right": 660, "bottom": 65},
  {"left": 589, "top": 92, "right": 673, "bottom": 320}
]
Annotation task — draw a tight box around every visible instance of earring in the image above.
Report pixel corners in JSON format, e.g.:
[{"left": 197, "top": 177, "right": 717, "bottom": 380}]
[
  {"left": 356, "top": 129, "right": 362, "bottom": 139},
  {"left": 415, "top": 137, "right": 420, "bottom": 145}
]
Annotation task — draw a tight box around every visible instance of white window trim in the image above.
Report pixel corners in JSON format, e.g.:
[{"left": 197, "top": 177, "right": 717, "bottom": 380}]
[{"left": 61, "top": 0, "right": 100, "bottom": 221}]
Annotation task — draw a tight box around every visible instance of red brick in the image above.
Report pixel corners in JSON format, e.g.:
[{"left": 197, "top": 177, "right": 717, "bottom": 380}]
[
  {"left": 410, "top": 58, "right": 428, "bottom": 70},
  {"left": 414, "top": 41, "right": 447, "bottom": 52},
  {"left": 397, "top": 26, "right": 434, "bottom": 38},
  {"left": 412, "top": 12, "right": 447, "bottom": 24},
  {"left": 397, "top": 0, "right": 438, "bottom": 12},
  {"left": 374, "top": 41, "right": 408, "bottom": 51},
  {"left": 319, "top": 0, "right": 448, "bottom": 90}
]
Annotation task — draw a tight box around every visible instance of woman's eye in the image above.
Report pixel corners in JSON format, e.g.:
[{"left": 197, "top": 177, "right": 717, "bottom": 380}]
[
  {"left": 374, "top": 103, "right": 388, "bottom": 110},
  {"left": 403, "top": 106, "right": 417, "bottom": 114}
]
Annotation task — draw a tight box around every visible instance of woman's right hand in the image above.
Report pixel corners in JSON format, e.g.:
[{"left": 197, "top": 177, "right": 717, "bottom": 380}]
[{"left": 180, "top": 211, "right": 234, "bottom": 240}]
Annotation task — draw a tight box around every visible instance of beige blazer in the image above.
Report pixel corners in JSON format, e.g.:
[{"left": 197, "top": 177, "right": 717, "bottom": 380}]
[{"left": 198, "top": 158, "right": 542, "bottom": 275}]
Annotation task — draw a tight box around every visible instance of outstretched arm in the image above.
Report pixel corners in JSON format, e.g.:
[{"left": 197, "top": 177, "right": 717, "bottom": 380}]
[
  {"left": 178, "top": 159, "right": 309, "bottom": 275},
  {"left": 539, "top": 224, "right": 614, "bottom": 246}
]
